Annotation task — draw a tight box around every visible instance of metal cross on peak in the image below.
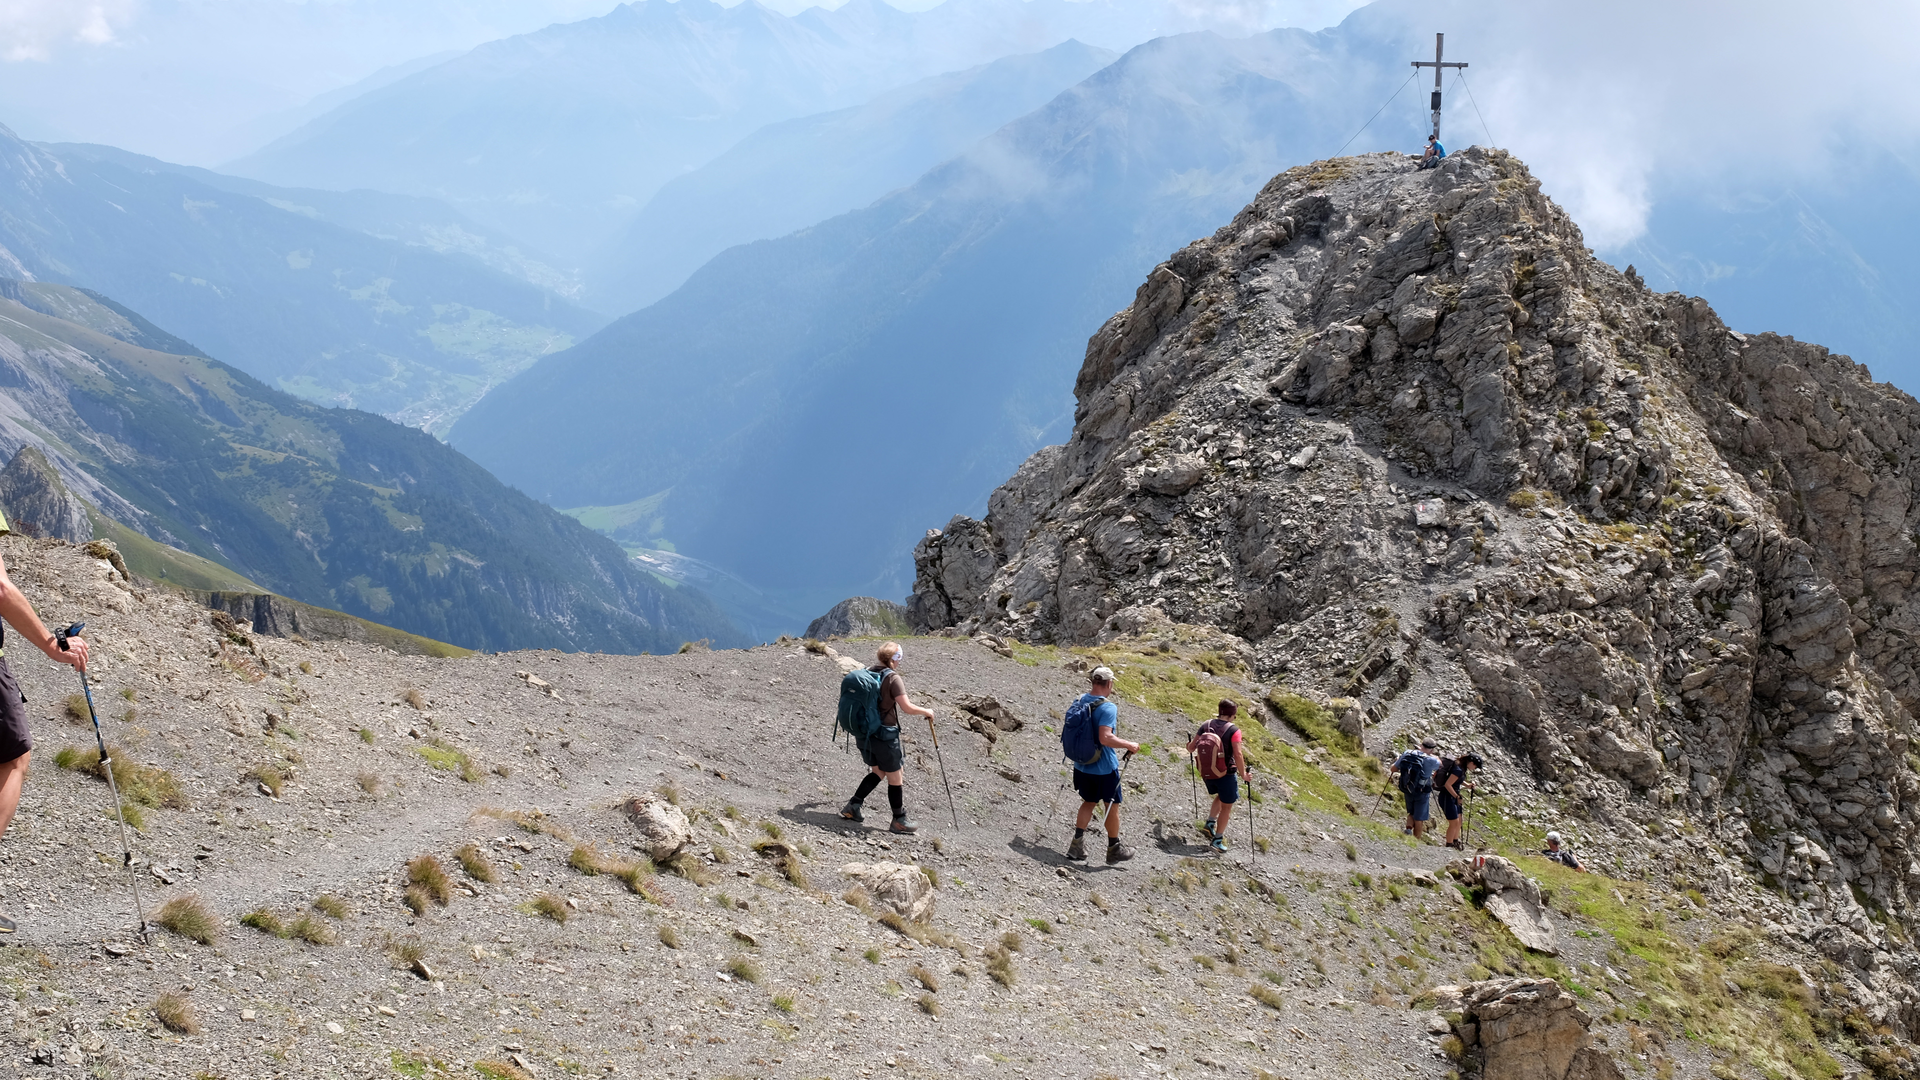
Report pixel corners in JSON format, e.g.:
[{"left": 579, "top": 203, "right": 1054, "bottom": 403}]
[{"left": 1411, "top": 32, "right": 1468, "bottom": 143}]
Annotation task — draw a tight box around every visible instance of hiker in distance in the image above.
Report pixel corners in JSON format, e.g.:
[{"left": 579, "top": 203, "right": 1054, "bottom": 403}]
[
  {"left": 1389, "top": 738, "right": 1443, "bottom": 841},
  {"left": 0, "top": 514, "right": 89, "bottom": 933},
  {"left": 1436, "top": 751, "right": 1483, "bottom": 850},
  {"left": 1542, "top": 831, "right": 1586, "bottom": 872},
  {"left": 1063, "top": 666, "right": 1139, "bottom": 864},
  {"left": 839, "top": 642, "right": 934, "bottom": 834},
  {"left": 1187, "top": 700, "right": 1250, "bottom": 853},
  {"left": 1417, "top": 134, "right": 1446, "bottom": 170}
]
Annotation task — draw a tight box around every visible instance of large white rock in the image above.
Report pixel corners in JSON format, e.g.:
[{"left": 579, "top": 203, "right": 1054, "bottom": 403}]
[
  {"left": 621, "top": 794, "right": 692, "bottom": 861},
  {"left": 840, "top": 861, "right": 935, "bottom": 922}
]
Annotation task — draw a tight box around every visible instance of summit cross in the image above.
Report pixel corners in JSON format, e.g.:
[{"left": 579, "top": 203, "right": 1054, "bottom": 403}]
[{"left": 1411, "top": 32, "right": 1468, "bottom": 142}]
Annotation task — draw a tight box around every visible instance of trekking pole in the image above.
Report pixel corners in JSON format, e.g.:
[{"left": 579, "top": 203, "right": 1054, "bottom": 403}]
[
  {"left": 1464, "top": 784, "right": 1473, "bottom": 848},
  {"left": 925, "top": 714, "right": 959, "bottom": 830},
  {"left": 61, "top": 624, "right": 148, "bottom": 943},
  {"left": 1247, "top": 774, "right": 1256, "bottom": 863},
  {"left": 1189, "top": 752, "right": 1199, "bottom": 825}
]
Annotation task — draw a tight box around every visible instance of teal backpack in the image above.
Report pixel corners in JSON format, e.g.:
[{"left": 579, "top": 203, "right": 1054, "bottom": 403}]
[{"left": 834, "top": 667, "right": 887, "bottom": 748}]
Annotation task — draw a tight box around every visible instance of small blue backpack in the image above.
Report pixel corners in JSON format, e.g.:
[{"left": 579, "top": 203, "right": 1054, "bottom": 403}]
[{"left": 1061, "top": 693, "right": 1106, "bottom": 766}]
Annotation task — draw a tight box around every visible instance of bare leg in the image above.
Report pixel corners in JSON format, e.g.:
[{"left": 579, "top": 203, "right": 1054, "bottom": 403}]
[
  {"left": 1074, "top": 801, "right": 1097, "bottom": 830},
  {"left": 1214, "top": 799, "right": 1235, "bottom": 835},
  {"left": 1445, "top": 816, "right": 1463, "bottom": 845},
  {"left": 1103, "top": 804, "right": 1121, "bottom": 839},
  {"left": 0, "top": 752, "right": 28, "bottom": 838}
]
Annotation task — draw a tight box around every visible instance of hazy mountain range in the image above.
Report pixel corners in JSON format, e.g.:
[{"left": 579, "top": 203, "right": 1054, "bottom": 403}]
[
  {"left": 450, "top": 27, "right": 1384, "bottom": 623},
  {"left": 0, "top": 279, "right": 741, "bottom": 653},
  {"left": 0, "top": 125, "right": 598, "bottom": 433}
]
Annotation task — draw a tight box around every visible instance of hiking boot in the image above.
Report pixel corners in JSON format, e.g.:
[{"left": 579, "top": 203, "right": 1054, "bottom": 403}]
[
  {"left": 1209, "top": 835, "right": 1227, "bottom": 853},
  {"left": 839, "top": 801, "right": 864, "bottom": 823},
  {"left": 1066, "top": 833, "right": 1087, "bottom": 861},
  {"left": 890, "top": 815, "right": 918, "bottom": 835},
  {"left": 1105, "top": 839, "right": 1135, "bottom": 864},
  {"left": 0, "top": 911, "right": 15, "bottom": 934},
  {"left": 1204, "top": 819, "right": 1218, "bottom": 839}
]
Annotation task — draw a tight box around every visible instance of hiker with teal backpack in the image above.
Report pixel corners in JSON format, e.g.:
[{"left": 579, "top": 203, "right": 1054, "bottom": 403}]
[
  {"left": 1061, "top": 666, "right": 1138, "bottom": 864},
  {"left": 836, "top": 642, "right": 933, "bottom": 834},
  {"left": 1187, "top": 700, "right": 1250, "bottom": 853},
  {"left": 1390, "top": 738, "right": 1443, "bottom": 841}
]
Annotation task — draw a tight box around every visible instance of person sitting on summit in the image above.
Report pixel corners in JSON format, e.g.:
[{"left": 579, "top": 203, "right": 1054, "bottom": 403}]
[{"left": 1418, "top": 135, "right": 1446, "bottom": 170}]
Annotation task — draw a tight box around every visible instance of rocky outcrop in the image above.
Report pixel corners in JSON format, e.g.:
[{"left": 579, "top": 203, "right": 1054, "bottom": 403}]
[
  {"left": 1435, "top": 978, "right": 1623, "bottom": 1080},
  {"left": 0, "top": 445, "right": 91, "bottom": 541},
  {"left": 1455, "top": 856, "right": 1558, "bottom": 954},
  {"left": 906, "top": 148, "right": 1920, "bottom": 1029},
  {"left": 805, "top": 596, "right": 911, "bottom": 640}
]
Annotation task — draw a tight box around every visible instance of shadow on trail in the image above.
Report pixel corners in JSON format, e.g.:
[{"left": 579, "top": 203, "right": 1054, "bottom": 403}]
[
  {"left": 1149, "top": 818, "right": 1214, "bottom": 858},
  {"left": 1007, "top": 834, "right": 1122, "bottom": 873},
  {"left": 779, "top": 802, "right": 869, "bottom": 836}
]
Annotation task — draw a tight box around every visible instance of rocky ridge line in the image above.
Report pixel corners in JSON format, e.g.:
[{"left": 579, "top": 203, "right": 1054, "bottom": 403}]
[{"left": 910, "top": 148, "right": 1920, "bottom": 1035}]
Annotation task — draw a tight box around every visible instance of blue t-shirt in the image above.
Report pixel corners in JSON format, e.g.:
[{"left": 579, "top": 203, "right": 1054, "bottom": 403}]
[
  {"left": 1432, "top": 142, "right": 1446, "bottom": 158},
  {"left": 1074, "top": 693, "right": 1121, "bottom": 774}
]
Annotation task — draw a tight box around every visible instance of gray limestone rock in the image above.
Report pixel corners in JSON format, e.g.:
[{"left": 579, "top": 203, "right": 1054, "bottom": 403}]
[
  {"left": 0, "top": 445, "right": 91, "bottom": 541},
  {"left": 805, "top": 596, "right": 911, "bottom": 640}
]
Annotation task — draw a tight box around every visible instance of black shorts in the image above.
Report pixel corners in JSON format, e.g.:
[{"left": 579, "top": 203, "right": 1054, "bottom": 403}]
[
  {"left": 1437, "top": 790, "right": 1462, "bottom": 822},
  {"left": 860, "top": 726, "right": 903, "bottom": 772},
  {"left": 0, "top": 658, "right": 29, "bottom": 763},
  {"left": 1203, "top": 773, "right": 1240, "bottom": 804},
  {"left": 1073, "top": 769, "right": 1122, "bottom": 805}
]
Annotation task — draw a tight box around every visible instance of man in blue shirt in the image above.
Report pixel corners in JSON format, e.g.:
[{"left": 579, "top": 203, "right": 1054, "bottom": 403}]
[
  {"left": 1418, "top": 135, "right": 1446, "bottom": 170},
  {"left": 1390, "top": 738, "right": 1443, "bottom": 840},
  {"left": 1067, "top": 666, "right": 1140, "bottom": 864}
]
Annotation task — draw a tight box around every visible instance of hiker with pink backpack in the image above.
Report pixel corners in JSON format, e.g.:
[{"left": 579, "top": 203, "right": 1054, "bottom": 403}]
[{"left": 1187, "top": 701, "right": 1251, "bottom": 853}]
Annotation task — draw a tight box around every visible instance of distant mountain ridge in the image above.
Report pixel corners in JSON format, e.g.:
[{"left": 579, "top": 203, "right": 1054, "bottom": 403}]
[
  {"left": 451, "top": 27, "right": 1385, "bottom": 625},
  {"left": 586, "top": 39, "right": 1118, "bottom": 313},
  {"left": 0, "top": 123, "right": 600, "bottom": 433},
  {"left": 0, "top": 279, "right": 743, "bottom": 653},
  {"left": 226, "top": 0, "right": 1354, "bottom": 264}
]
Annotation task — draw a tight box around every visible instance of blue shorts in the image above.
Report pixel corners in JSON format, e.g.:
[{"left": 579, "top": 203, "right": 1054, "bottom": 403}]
[
  {"left": 1404, "top": 789, "right": 1432, "bottom": 822},
  {"left": 1073, "top": 769, "right": 1123, "bottom": 806},
  {"left": 1203, "top": 773, "right": 1240, "bottom": 804},
  {"left": 1437, "top": 790, "right": 1462, "bottom": 822}
]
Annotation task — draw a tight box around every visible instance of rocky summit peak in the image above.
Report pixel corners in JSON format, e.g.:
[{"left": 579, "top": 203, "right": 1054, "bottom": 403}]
[{"left": 912, "top": 147, "right": 1920, "bottom": 1027}]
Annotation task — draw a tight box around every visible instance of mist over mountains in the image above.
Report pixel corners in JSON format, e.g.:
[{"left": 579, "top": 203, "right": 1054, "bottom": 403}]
[
  {"left": 450, "top": 26, "right": 1385, "bottom": 623},
  {"left": 0, "top": 126, "right": 598, "bottom": 433}
]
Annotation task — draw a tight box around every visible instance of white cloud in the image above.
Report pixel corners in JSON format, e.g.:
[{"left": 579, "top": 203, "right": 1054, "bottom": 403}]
[
  {"left": 0, "top": 0, "right": 136, "bottom": 61},
  {"left": 1372, "top": 0, "right": 1920, "bottom": 248}
]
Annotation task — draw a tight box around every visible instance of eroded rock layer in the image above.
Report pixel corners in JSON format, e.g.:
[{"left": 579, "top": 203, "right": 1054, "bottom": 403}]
[{"left": 910, "top": 148, "right": 1920, "bottom": 1025}]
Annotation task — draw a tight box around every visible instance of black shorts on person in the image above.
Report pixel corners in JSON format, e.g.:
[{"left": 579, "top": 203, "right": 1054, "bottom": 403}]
[
  {"left": 0, "top": 658, "right": 29, "bottom": 764},
  {"left": 1437, "top": 790, "right": 1462, "bottom": 822},
  {"left": 1202, "top": 773, "right": 1240, "bottom": 804},
  {"left": 1072, "top": 768, "right": 1122, "bottom": 805},
  {"left": 860, "top": 725, "right": 903, "bottom": 772}
]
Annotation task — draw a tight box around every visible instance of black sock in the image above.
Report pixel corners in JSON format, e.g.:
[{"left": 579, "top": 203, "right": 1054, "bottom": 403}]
[
  {"left": 1108, "top": 835, "right": 1122, "bottom": 846},
  {"left": 1074, "top": 827, "right": 1086, "bottom": 837},
  {"left": 888, "top": 784, "right": 904, "bottom": 817},
  {"left": 852, "top": 774, "right": 881, "bottom": 804}
]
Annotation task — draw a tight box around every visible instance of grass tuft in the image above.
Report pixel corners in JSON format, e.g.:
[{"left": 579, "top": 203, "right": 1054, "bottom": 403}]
[
  {"left": 64, "top": 693, "right": 90, "bottom": 722},
  {"left": 1250, "top": 982, "right": 1286, "bottom": 1011},
  {"left": 155, "top": 894, "right": 218, "bottom": 945},
  {"left": 240, "top": 908, "right": 286, "bottom": 937},
  {"left": 531, "top": 892, "right": 569, "bottom": 923},
  {"left": 403, "top": 887, "right": 430, "bottom": 915},
  {"left": 474, "top": 1060, "right": 534, "bottom": 1080},
  {"left": 356, "top": 771, "right": 381, "bottom": 794},
  {"left": 384, "top": 935, "right": 425, "bottom": 968},
  {"left": 245, "top": 762, "right": 287, "bottom": 797},
  {"left": 910, "top": 965, "right": 939, "bottom": 993},
  {"left": 406, "top": 855, "right": 453, "bottom": 906},
  {"left": 153, "top": 990, "right": 198, "bottom": 1034},
  {"left": 658, "top": 925, "right": 681, "bottom": 949},
  {"left": 54, "top": 744, "right": 188, "bottom": 809},
  {"left": 773, "top": 993, "right": 796, "bottom": 1013},
  {"left": 403, "top": 688, "right": 427, "bottom": 711},
  {"left": 313, "top": 894, "right": 350, "bottom": 919},
  {"left": 416, "top": 739, "right": 479, "bottom": 781},
  {"left": 357, "top": 727, "right": 375, "bottom": 745},
  {"left": 289, "top": 913, "right": 335, "bottom": 945},
  {"left": 455, "top": 842, "right": 497, "bottom": 883},
  {"left": 727, "top": 955, "right": 763, "bottom": 984},
  {"left": 917, "top": 992, "right": 941, "bottom": 1016}
]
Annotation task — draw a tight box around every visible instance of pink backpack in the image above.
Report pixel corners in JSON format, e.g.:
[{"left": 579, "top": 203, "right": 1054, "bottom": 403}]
[{"left": 1194, "top": 719, "right": 1238, "bottom": 780}]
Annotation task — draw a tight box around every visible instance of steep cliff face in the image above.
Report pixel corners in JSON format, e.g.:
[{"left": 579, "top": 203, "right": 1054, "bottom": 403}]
[{"left": 911, "top": 148, "right": 1920, "bottom": 1025}]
